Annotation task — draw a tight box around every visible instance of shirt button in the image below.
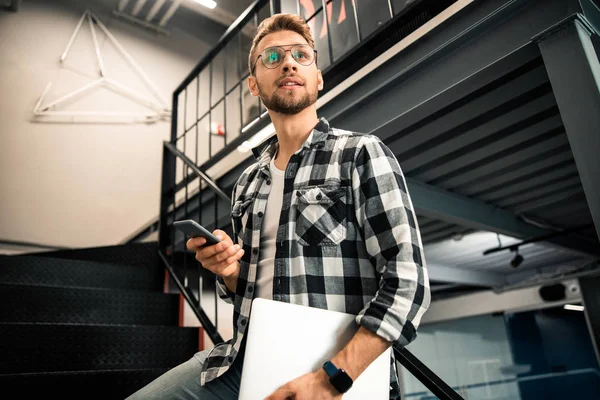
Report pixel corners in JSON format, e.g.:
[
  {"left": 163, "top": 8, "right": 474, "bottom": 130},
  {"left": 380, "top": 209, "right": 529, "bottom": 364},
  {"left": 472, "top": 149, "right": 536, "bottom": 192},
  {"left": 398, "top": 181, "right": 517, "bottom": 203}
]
[
  {"left": 316, "top": 193, "right": 322, "bottom": 200},
  {"left": 241, "top": 318, "right": 247, "bottom": 326},
  {"left": 252, "top": 248, "right": 258, "bottom": 255},
  {"left": 228, "top": 356, "right": 233, "bottom": 363},
  {"left": 266, "top": 179, "right": 272, "bottom": 185},
  {"left": 247, "top": 285, "right": 254, "bottom": 293},
  {"left": 257, "top": 211, "right": 264, "bottom": 218}
]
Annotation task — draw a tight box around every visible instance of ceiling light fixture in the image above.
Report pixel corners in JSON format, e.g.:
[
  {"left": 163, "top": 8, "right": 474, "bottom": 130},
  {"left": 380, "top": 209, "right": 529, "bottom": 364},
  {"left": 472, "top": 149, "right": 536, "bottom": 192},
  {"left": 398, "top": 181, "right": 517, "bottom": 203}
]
[
  {"left": 510, "top": 248, "right": 524, "bottom": 268},
  {"left": 193, "top": 0, "right": 217, "bottom": 9},
  {"left": 564, "top": 304, "right": 584, "bottom": 312}
]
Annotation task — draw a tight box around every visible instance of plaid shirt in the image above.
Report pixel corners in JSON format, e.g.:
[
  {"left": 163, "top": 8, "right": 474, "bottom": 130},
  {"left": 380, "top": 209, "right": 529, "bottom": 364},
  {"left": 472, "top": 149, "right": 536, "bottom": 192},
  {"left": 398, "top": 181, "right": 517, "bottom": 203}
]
[{"left": 200, "top": 118, "right": 430, "bottom": 398}]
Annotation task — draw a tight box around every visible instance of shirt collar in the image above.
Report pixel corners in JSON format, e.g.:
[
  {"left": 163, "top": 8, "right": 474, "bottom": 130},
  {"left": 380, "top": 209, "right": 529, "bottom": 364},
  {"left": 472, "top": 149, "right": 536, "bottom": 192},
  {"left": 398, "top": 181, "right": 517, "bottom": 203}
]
[{"left": 251, "top": 117, "right": 331, "bottom": 169}]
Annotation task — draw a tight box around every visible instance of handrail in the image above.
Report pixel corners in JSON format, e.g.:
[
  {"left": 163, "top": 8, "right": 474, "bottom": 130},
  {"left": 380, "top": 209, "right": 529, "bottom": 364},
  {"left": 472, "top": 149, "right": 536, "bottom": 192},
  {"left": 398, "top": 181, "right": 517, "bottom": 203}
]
[
  {"left": 395, "top": 346, "right": 465, "bottom": 399},
  {"left": 158, "top": 250, "right": 223, "bottom": 345},
  {"left": 163, "top": 141, "right": 231, "bottom": 203}
]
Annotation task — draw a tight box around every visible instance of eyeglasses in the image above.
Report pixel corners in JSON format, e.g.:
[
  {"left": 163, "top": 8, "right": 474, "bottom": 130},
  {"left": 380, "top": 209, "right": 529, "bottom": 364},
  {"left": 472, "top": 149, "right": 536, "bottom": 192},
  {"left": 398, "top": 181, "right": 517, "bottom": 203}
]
[{"left": 252, "top": 44, "right": 317, "bottom": 74}]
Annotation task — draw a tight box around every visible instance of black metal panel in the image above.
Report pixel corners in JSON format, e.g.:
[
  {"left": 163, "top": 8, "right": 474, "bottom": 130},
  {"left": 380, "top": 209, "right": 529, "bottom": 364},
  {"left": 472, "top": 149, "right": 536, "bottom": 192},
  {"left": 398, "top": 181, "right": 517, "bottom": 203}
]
[
  {"left": 30, "top": 242, "right": 161, "bottom": 269},
  {"left": 537, "top": 15, "right": 600, "bottom": 240},
  {"left": 322, "top": 0, "right": 581, "bottom": 132},
  {"left": 0, "top": 369, "right": 169, "bottom": 400},
  {"left": 0, "top": 323, "right": 199, "bottom": 373},
  {"left": 0, "top": 255, "right": 163, "bottom": 291},
  {"left": 579, "top": 275, "right": 600, "bottom": 365},
  {"left": 0, "top": 284, "right": 180, "bottom": 325}
]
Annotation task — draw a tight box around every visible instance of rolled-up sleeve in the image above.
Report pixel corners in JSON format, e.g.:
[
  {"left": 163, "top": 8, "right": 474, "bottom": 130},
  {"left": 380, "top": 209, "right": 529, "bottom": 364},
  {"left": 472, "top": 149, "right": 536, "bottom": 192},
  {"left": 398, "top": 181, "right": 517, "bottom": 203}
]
[
  {"left": 214, "top": 180, "right": 241, "bottom": 304},
  {"left": 352, "top": 135, "right": 430, "bottom": 347},
  {"left": 216, "top": 275, "right": 235, "bottom": 303}
]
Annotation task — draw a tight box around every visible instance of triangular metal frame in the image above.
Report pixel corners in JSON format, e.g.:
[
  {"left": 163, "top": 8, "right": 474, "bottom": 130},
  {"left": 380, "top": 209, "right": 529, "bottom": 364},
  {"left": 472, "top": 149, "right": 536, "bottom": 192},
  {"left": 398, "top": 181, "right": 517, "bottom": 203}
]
[{"left": 33, "top": 9, "right": 171, "bottom": 124}]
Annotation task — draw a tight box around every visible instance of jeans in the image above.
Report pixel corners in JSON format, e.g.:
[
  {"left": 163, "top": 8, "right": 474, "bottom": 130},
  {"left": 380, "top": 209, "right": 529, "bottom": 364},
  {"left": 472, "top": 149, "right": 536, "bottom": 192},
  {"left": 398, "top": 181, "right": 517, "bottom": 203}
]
[{"left": 125, "top": 346, "right": 245, "bottom": 400}]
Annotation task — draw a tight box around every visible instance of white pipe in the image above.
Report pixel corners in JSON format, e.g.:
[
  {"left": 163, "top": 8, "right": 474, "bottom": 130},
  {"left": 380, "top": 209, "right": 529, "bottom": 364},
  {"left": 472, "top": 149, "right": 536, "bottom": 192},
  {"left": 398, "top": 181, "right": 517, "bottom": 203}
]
[
  {"left": 34, "top": 111, "right": 160, "bottom": 117},
  {"left": 60, "top": 10, "right": 88, "bottom": 62},
  {"left": 131, "top": 0, "right": 148, "bottom": 17},
  {"left": 159, "top": 0, "right": 181, "bottom": 27},
  {"left": 33, "top": 82, "right": 53, "bottom": 113},
  {"left": 39, "top": 79, "right": 102, "bottom": 111},
  {"left": 89, "top": 10, "right": 169, "bottom": 107},
  {"left": 146, "top": 0, "right": 167, "bottom": 21},
  {"left": 87, "top": 13, "right": 106, "bottom": 77},
  {"left": 118, "top": 0, "right": 130, "bottom": 12},
  {"left": 104, "top": 78, "right": 169, "bottom": 113}
]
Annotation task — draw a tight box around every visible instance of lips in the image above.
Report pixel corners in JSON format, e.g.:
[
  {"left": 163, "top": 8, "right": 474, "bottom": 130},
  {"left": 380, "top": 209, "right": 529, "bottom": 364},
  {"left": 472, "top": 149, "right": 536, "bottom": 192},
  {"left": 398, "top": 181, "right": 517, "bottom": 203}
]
[{"left": 278, "top": 77, "right": 303, "bottom": 88}]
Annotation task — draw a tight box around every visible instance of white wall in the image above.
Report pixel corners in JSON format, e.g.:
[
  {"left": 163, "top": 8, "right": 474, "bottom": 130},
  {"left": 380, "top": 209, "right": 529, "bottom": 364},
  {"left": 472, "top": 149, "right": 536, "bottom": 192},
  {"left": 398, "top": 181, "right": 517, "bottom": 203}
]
[{"left": 0, "top": 0, "right": 225, "bottom": 250}]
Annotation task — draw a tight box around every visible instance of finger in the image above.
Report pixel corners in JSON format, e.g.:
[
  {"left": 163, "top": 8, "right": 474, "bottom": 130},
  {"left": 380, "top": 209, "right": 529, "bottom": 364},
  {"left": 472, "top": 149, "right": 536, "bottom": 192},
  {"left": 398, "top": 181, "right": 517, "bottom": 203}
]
[
  {"left": 197, "top": 234, "right": 234, "bottom": 259},
  {"left": 186, "top": 237, "right": 206, "bottom": 251},
  {"left": 265, "top": 388, "right": 295, "bottom": 400},
  {"left": 199, "top": 245, "right": 241, "bottom": 271},
  {"left": 219, "top": 252, "right": 244, "bottom": 276}
]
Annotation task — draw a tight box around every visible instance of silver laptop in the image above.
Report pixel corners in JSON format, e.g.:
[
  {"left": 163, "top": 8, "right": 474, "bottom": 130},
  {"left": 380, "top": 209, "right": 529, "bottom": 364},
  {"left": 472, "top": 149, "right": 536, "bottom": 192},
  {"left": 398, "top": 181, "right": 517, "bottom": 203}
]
[{"left": 238, "top": 298, "right": 391, "bottom": 400}]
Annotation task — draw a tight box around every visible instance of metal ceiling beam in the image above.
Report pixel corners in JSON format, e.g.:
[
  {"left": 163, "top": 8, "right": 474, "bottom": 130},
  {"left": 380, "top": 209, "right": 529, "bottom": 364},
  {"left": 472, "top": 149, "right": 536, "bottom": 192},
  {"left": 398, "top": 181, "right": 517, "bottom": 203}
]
[
  {"left": 427, "top": 264, "right": 504, "bottom": 287},
  {"left": 118, "top": 0, "right": 130, "bottom": 12},
  {"left": 535, "top": 14, "right": 600, "bottom": 241},
  {"left": 407, "top": 178, "right": 600, "bottom": 257},
  {"left": 159, "top": 0, "right": 182, "bottom": 27},
  {"left": 179, "top": 0, "right": 250, "bottom": 33},
  {"left": 131, "top": 0, "right": 148, "bottom": 16},
  {"left": 146, "top": 0, "right": 167, "bottom": 21}
]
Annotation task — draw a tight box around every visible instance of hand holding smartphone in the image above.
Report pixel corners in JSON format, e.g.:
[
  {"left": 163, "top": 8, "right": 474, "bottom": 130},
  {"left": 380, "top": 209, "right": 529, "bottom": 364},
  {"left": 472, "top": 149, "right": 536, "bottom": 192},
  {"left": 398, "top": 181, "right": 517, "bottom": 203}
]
[{"left": 173, "top": 219, "right": 221, "bottom": 246}]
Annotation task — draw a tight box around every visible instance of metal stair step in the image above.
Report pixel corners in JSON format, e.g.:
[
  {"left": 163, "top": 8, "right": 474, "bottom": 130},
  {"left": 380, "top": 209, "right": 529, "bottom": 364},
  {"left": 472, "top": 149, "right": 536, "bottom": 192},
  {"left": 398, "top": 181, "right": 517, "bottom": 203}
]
[
  {"left": 0, "top": 368, "right": 169, "bottom": 399},
  {"left": 0, "top": 322, "right": 200, "bottom": 374},
  {"left": 0, "top": 255, "right": 163, "bottom": 291},
  {"left": 0, "top": 283, "right": 180, "bottom": 325},
  {"left": 31, "top": 241, "right": 161, "bottom": 269}
]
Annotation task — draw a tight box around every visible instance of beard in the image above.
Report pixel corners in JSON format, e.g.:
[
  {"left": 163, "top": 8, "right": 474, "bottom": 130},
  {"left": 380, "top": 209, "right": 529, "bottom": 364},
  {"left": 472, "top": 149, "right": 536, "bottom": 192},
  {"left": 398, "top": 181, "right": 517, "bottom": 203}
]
[{"left": 257, "top": 80, "right": 318, "bottom": 115}]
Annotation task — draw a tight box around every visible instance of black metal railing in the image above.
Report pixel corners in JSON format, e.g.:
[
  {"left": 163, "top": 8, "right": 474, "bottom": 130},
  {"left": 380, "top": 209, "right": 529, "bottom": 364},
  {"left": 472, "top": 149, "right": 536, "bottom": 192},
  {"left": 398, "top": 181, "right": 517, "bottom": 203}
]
[{"left": 157, "top": 1, "right": 466, "bottom": 398}]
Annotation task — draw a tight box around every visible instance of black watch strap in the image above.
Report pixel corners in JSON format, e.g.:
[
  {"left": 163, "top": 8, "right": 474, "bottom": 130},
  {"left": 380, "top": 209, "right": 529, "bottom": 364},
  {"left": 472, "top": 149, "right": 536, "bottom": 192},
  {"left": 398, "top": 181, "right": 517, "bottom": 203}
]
[{"left": 322, "top": 361, "right": 353, "bottom": 393}]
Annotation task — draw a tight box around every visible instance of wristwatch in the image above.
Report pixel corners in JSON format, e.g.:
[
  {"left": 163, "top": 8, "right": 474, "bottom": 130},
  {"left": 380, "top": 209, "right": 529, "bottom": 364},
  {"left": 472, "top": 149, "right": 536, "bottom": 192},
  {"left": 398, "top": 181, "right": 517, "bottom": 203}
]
[{"left": 322, "top": 361, "right": 353, "bottom": 394}]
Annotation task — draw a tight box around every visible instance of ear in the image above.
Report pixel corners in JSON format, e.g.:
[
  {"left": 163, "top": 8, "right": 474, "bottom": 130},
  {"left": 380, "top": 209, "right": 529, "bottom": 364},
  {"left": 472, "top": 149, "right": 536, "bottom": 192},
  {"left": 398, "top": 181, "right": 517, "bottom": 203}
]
[
  {"left": 317, "top": 69, "right": 324, "bottom": 91},
  {"left": 248, "top": 75, "right": 259, "bottom": 97}
]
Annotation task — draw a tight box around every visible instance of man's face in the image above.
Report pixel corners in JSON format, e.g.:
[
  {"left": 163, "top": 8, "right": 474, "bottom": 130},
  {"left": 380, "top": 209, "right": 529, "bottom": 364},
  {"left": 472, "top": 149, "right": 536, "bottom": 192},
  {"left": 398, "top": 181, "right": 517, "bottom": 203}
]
[{"left": 248, "top": 30, "right": 323, "bottom": 115}]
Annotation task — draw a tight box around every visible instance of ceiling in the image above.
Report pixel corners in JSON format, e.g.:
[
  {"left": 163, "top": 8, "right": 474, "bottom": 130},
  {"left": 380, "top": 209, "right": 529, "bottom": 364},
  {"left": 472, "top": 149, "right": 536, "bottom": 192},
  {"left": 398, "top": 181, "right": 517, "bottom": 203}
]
[{"left": 110, "top": 0, "right": 255, "bottom": 32}]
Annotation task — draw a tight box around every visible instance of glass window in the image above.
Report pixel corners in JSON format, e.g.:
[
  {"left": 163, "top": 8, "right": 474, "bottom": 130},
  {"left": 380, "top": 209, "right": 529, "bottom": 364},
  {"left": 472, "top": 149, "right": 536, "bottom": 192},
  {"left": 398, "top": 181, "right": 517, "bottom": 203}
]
[
  {"left": 224, "top": 34, "right": 241, "bottom": 93},
  {"left": 391, "top": 0, "right": 413, "bottom": 16},
  {"left": 211, "top": 53, "right": 225, "bottom": 107},
  {"left": 355, "top": 0, "right": 392, "bottom": 40},
  {"left": 225, "top": 84, "right": 242, "bottom": 143},
  {"left": 240, "top": 16, "right": 257, "bottom": 77},
  {"left": 210, "top": 100, "right": 225, "bottom": 156},
  {"left": 400, "top": 314, "right": 521, "bottom": 399},
  {"left": 242, "top": 75, "right": 260, "bottom": 127},
  {"left": 326, "top": 0, "right": 359, "bottom": 63},
  {"left": 258, "top": 3, "right": 271, "bottom": 27},
  {"left": 307, "top": 10, "right": 331, "bottom": 70},
  {"left": 280, "top": 0, "right": 299, "bottom": 15},
  {"left": 197, "top": 68, "right": 210, "bottom": 119},
  {"left": 299, "top": 0, "right": 322, "bottom": 21},
  {"left": 185, "top": 78, "right": 197, "bottom": 131}
]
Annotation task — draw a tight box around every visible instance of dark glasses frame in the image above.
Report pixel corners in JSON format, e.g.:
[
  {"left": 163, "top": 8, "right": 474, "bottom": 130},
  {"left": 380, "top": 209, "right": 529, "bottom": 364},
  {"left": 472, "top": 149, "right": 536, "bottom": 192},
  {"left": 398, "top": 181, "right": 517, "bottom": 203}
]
[{"left": 251, "top": 44, "right": 317, "bottom": 75}]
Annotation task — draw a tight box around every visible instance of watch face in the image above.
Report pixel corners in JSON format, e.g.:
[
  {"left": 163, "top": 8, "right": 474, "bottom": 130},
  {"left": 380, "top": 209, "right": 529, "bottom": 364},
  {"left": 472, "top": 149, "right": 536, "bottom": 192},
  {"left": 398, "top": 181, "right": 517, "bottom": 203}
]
[{"left": 332, "top": 369, "right": 353, "bottom": 392}]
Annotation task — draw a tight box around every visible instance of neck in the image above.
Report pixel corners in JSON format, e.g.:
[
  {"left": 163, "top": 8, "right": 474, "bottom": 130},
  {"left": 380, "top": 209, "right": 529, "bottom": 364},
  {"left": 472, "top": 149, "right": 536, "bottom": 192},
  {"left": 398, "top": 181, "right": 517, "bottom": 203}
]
[{"left": 269, "top": 106, "right": 319, "bottom": 164}]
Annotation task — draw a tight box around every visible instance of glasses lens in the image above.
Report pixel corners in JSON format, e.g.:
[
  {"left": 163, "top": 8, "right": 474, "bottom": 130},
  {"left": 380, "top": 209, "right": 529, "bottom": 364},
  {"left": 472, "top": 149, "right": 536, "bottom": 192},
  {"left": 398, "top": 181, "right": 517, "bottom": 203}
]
[
  {"left": 262, "top": 47, "right": 284, "bottom": 68},
  {"left": 292, "top": 45, "right": 314, "bottom": 65}
]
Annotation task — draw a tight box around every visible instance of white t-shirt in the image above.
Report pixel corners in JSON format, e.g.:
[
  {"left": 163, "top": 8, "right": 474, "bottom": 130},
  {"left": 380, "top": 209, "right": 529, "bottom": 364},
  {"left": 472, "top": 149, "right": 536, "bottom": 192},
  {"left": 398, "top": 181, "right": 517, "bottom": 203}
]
[{"left": 254, "top": 154, "right": 285, "bottom": 300}]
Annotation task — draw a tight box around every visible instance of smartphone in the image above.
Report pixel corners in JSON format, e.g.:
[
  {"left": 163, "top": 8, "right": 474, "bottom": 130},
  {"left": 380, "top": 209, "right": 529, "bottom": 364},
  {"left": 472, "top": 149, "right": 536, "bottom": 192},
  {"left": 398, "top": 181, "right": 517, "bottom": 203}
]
[{"left": 173, "top": 219, "right": 221, "bottom": 246}]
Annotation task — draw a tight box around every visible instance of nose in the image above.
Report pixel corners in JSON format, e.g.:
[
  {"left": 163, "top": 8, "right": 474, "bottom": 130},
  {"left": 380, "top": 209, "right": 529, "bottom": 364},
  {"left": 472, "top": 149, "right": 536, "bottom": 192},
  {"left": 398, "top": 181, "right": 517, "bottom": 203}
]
[{"left": 280, "top": 51, "right": 298, "bottom": 73}]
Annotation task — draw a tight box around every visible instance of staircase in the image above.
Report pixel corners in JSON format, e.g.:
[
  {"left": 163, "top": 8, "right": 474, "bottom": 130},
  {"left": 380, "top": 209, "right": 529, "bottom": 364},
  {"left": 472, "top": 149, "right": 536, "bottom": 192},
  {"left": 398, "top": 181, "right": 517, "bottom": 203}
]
[{"left": 0, "top": 241, "right": 202, "bottom": 399}]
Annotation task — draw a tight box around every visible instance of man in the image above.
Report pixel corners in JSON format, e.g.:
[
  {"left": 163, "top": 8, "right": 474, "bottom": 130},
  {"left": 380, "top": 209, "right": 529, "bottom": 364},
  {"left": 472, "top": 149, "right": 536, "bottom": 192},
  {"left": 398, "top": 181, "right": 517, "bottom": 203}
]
[{"left": 127, "top": 13, "right": 429, "bottom": 400}]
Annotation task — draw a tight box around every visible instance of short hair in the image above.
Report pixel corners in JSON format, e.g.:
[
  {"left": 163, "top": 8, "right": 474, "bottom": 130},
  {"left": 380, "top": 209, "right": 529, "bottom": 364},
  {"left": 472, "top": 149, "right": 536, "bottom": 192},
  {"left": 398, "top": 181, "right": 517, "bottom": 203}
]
[{"left": 248, "top": 13, "right": 315, "bottom": 75}]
